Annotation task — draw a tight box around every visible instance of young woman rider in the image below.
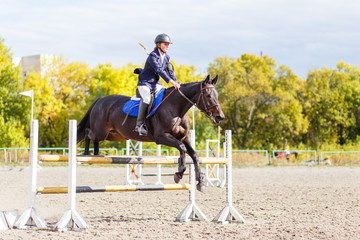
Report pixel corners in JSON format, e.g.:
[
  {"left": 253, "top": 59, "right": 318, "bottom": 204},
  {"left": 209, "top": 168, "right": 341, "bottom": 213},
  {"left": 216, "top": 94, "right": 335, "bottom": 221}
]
[{"left": 134, "top": 33, "right": 181, "bottom": 136}]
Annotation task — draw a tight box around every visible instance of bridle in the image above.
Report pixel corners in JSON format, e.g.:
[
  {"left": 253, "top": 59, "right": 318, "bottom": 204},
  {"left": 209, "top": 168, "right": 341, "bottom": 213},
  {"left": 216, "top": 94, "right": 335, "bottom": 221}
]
[{"left": 178, "top": 83, "right": 220, "bottom": 118}]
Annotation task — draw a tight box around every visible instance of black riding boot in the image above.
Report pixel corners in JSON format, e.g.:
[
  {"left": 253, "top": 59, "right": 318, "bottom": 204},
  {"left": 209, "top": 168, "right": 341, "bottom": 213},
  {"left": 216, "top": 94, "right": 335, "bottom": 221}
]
[{"left": 134, "top": 101, "right": 149, "bottom": 136}]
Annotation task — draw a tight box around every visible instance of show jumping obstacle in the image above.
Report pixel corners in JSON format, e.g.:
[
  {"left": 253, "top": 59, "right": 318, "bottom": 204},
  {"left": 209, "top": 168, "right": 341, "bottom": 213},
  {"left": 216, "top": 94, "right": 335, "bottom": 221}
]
[
  {"left": 15, "top": 119, "right": 245, "bottom": 230},
  {"left": 37, "top": 184, "right": 190, "bottom": 194}
]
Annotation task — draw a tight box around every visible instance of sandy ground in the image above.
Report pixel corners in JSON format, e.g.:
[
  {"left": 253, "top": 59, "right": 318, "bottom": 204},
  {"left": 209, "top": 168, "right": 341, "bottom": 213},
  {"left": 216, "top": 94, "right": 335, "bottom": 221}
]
[{"left": 1, "top": 166, "right": 360, "bottom": 240}]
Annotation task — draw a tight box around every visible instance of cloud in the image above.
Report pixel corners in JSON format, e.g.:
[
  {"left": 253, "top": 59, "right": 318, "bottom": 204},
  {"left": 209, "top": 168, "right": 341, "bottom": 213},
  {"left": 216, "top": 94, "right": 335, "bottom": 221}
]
[{"left": 1, "top": 0, "right": 360, "bottom": 78}]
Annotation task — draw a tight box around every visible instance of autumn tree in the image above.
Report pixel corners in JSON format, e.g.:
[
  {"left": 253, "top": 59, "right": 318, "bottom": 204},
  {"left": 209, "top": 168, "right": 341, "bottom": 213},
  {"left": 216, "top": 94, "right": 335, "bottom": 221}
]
[{"left": 24, "top": 56, "right": 91, "bottom": 147}]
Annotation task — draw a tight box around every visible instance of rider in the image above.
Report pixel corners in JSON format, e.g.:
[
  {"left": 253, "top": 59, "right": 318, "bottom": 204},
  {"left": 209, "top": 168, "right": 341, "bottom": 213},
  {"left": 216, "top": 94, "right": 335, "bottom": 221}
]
[{"left": 134, "top": 33, "right": 181, "bottom": 136}]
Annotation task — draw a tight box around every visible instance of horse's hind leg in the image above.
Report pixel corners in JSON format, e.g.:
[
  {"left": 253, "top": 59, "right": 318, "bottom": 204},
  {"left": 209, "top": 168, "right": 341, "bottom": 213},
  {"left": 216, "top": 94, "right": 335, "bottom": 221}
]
[
  {"left": 183, "top": 139, "right": 205, "bottom": 192},
  {"left": 85, "top": 127, "right": 108, "bottom": 156},
  {"left": 94, "top": 141, "right": 100, "bottom": 155},
  {"left": 84, "top": 128, "right": 91, "bottom": 155}
]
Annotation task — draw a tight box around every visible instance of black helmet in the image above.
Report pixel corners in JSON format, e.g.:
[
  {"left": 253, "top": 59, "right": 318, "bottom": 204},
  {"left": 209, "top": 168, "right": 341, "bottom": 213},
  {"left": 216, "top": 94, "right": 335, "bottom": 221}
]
[{"left": 154, "top": 33, "right": 172, "bottom": 44}]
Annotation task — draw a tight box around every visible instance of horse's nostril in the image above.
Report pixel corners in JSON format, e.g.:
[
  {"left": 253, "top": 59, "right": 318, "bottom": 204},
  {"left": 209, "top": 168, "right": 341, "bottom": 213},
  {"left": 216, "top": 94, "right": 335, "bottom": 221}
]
[{"left": 215, "top": 115, "right": 224, "bottom": 122}]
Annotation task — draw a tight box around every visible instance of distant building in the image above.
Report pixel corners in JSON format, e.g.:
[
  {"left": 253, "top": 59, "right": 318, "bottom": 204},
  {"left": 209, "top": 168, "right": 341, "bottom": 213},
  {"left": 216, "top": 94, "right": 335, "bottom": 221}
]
[{"left": 12, "top": 54, "right": 56, "bottom": 77}]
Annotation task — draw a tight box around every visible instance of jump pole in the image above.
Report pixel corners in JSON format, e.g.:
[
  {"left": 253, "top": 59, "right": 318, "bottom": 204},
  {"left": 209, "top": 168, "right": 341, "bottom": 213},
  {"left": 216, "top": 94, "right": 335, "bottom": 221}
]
[
  {"left": 213, "top": 130, "right": 245, "bottom": 223},
  {"left": 37, "top": 184, "right": 190, "bottom": 194},
  {"left": 14, "top": 120, "right": 47, "bottom": 229},
  {"left": 55, "top": 120, "right": 88, "bottom": 230},
  {"left": 176, "top": 129, "right": 207, "bottom": 222},
  {"left": 39, "top": 155, "right": 228, "bottom": 164}
]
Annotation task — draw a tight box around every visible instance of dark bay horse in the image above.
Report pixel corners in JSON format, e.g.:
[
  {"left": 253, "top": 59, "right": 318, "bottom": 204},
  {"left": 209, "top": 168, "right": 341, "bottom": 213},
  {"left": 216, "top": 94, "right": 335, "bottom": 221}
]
[{"left": 77, "top": 75, "right": 225, "bottom": 191}]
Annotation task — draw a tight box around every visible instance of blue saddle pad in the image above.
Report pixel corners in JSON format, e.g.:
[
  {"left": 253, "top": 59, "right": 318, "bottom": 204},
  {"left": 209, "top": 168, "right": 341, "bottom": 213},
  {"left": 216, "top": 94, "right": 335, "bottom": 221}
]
[{"left": 122, "top": 88, "right": 165, "bottom": 117}]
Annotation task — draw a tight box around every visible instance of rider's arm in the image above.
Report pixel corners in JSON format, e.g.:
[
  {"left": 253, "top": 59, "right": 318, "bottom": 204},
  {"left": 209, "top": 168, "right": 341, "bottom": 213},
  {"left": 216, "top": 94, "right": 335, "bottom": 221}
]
[
  {"left": 169, "top": 79, "right": 180, "bottom": 89},
  {"left": 148, "top": 52, "right": 172, "bottom": 83}
]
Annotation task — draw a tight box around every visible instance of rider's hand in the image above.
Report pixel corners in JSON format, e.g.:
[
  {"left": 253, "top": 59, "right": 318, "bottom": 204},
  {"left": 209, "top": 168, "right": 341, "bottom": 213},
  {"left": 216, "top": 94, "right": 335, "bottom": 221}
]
[{"left": 169, "top": 79, "right": 181, "bottom": 90}]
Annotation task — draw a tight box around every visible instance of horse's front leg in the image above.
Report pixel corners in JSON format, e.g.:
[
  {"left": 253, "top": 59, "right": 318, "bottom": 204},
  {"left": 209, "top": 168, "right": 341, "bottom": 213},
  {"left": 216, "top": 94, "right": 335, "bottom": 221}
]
[
  {"left": 155, "top": 133, "right": 187, "bottom": 183},
  {"left": 183, "top": 139, "right": 205, "bottom": 192}
]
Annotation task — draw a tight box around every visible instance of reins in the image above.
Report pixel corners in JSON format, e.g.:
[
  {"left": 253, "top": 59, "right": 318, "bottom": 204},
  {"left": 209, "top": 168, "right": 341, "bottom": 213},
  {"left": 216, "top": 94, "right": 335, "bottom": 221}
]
[
  {"left": 146, "top": 88, "right": 176, "bottom": 117},
  {"left": 177, "top": 89, "right": 195, "bottom": 105}
]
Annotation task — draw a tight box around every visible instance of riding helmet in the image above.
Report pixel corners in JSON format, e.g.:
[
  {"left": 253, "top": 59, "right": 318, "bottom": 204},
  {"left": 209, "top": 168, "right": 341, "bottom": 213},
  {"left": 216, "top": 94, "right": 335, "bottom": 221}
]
[{"left": 154, "top": 33, "right": 172, "bottom": 44}]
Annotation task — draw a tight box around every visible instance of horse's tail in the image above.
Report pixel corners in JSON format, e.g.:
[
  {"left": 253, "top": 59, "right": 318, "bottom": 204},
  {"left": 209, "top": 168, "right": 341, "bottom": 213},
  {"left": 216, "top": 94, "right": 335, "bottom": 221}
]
[{"left": 77, "top": 98, "right": 100, "bottom": 143}]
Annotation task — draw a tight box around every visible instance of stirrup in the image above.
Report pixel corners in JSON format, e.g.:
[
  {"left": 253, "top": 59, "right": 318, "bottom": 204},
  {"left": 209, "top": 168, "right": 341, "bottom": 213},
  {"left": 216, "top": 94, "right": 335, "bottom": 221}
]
[{"left": 135, "top": 124, "right": 148, "bottom": 136}]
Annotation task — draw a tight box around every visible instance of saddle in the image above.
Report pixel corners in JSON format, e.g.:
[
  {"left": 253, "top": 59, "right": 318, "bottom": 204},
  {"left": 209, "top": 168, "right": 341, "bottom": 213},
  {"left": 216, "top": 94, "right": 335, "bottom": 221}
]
[{"left": 122, "top": 88, "right": 165, "bottom": 117}]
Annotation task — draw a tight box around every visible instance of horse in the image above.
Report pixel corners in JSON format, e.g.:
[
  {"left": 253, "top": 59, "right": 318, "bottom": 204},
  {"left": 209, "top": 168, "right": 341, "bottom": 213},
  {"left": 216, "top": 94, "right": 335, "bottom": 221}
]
[
  {"left": 274, "top": 141, "right": 299, "bottom": 162},
  {"left": 274, "top": 150, "right": 299, "bottom": 162},
  {"left": 77, "top": 75, "right": 225, "bottom": 192}
]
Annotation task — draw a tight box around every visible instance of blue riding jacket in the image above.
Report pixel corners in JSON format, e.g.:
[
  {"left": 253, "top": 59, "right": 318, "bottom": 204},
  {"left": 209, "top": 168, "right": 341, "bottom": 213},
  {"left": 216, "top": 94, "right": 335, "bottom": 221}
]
[{"left": 138, "top": 49, "right": 177, "bottom": 90}]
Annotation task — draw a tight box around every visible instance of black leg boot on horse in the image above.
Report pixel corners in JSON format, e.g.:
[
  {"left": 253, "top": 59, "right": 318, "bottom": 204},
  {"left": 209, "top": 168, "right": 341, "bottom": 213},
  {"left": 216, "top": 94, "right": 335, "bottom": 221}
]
[{"left": 134, "top": 100, "right": 149, "bottom": 136}]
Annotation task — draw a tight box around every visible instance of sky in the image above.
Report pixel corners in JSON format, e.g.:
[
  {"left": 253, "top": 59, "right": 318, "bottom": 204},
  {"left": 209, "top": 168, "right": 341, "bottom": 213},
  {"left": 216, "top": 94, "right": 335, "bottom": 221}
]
[{"left": 1, "top": 0, "right": 360, "bottom": 79}]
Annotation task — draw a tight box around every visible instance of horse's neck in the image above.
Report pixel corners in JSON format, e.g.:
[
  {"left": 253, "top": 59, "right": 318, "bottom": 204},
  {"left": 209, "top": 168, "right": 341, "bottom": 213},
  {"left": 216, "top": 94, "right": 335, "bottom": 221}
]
[{"left": 166, "top": 82, "right": 200, "bottom": 117}]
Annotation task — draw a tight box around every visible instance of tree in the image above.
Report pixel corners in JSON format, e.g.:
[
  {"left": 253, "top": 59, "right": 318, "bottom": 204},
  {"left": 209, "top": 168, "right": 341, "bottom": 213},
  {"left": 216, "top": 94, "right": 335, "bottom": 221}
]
[
  {"left": 304, "top": 62, "right": 360, "bottom": 147},
  {"left": 208, "top": 54, "right": 308, "bottom": 149},
  {"left": 0, "top": 37, "right": 28, "bottom": 147},
  {"left": 24, "top": 56, "right": 91, "bottom": 147}
]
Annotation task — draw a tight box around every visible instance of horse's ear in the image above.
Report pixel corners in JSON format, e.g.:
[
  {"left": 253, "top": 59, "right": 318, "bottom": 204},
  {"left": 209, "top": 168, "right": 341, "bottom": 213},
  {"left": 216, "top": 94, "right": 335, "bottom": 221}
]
[
  {"left": 204, "top": 75, "right": 210, "bottom": 84},
  {"left": 211, "top": 75, "right": 218, "bottom": 85}
]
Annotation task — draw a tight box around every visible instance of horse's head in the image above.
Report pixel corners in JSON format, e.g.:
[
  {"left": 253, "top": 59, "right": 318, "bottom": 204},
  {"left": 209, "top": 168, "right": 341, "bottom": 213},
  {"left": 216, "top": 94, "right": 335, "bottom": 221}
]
[{"left": 197, "top": 75, "right": 225, "bottom": 125}]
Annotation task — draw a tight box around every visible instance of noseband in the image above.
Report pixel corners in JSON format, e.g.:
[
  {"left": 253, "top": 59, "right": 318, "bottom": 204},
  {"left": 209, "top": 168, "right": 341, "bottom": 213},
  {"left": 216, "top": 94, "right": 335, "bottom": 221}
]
[{"left": 178, "top": 83, "right": 220, "bottom": 117}]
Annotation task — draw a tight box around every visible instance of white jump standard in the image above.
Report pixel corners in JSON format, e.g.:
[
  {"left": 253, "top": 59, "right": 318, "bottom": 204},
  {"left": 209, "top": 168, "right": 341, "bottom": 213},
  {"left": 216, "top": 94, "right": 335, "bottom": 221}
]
[
  {"left": 213, "top": 130, "right": 245, "bottom": 223},
  {"left": 14, "top": 120, "right": 46, "bottom": 229}
]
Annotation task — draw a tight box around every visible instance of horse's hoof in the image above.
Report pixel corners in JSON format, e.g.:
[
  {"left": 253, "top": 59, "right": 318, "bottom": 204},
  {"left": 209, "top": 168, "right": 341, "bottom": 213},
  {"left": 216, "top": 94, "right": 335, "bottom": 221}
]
[
  {"left": 174, "top": 172, "right": 182, "bottom": 183},
  {"left": 196, "top": 183, "right": 205, "bottom": 192}
]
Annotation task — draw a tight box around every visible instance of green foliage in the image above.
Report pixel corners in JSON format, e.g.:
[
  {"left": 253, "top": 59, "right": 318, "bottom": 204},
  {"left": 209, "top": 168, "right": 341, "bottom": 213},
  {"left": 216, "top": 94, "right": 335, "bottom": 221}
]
[
  {"left": 208, "top": 54, "right": 308, "bottom": 150},
  {"left": 304, "top": 63, "right": 360, "bottom": 147},
  {"left": 0, "top": 37, "right": 28, "bottom": 147}
]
